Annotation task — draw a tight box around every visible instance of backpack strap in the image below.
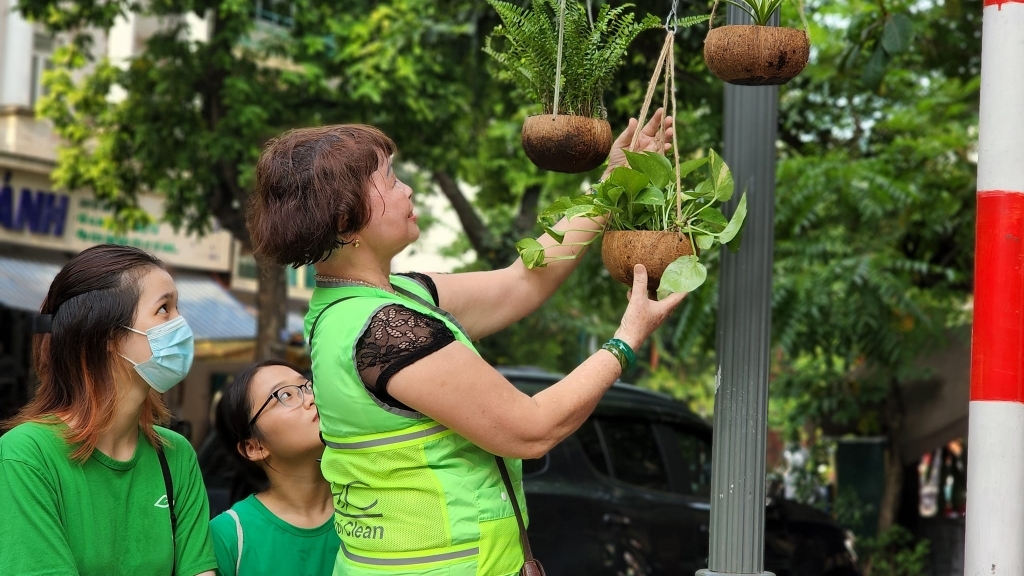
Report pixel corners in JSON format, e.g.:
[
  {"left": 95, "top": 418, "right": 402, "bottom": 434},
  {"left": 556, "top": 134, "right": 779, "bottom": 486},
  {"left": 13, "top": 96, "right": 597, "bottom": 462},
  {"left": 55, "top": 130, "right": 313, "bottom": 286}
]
[
  {"left": 225, "top": 510, "right": 243, "bottom": 576},
  {"left": 156, "top": 448, "right": 177, "bottom": 576}
]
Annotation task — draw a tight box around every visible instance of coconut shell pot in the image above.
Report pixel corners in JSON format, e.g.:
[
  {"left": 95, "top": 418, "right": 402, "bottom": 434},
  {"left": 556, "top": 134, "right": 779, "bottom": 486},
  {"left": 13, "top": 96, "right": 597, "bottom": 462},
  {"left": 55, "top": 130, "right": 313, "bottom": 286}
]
[
  {"left": 521, "top": 114, "right": 613, "bottom": 174},
  {"left": 704, "top": 25, "right": 809, "bottom": 86},
  {"left": 602, "top": 230, "right": 696, "bottom": 292}
]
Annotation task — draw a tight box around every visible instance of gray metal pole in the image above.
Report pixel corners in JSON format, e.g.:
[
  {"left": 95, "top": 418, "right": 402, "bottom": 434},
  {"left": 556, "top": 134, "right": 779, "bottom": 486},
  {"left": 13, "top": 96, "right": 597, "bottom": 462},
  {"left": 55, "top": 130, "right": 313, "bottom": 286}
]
[{"left": 698, "top": 5, "right": 778, "bottom": 576}]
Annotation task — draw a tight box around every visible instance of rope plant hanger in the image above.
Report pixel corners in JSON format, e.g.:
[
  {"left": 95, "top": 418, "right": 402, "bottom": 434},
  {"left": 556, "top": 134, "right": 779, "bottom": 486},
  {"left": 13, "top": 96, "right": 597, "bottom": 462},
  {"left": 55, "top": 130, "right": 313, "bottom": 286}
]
[
  {"left": 599, "top": 6, "right": 691, "bottom": 296},
  {"left": 703, "top": 0, "right": 810, "bottom": 85}
]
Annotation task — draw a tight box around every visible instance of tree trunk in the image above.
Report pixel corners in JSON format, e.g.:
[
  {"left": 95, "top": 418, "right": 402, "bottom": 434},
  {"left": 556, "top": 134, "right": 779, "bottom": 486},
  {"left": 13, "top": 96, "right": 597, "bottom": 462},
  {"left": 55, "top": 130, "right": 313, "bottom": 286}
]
[
  {"left": 877, "top": 379, "right": 906, "bottom": 533},
  {"left": 255, "top": 259, "right": 288, "bottom": 361},
  {"left": 432, "top": 170, "right": 496, "bottom": 263}
]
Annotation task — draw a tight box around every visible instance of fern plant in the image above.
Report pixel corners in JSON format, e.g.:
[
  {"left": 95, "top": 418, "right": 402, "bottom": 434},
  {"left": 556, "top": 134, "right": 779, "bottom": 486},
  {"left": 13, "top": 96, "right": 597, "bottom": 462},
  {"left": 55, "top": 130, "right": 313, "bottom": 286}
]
[{"left": 484, "top": 0, "right": 663, "bottom": 118}]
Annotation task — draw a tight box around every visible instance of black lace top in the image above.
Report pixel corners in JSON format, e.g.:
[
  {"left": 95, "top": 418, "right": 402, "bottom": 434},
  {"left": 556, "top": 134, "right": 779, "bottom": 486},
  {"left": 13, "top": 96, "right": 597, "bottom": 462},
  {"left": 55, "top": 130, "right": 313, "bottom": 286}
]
[{"left": 355, "top": 273, "right": 454, "bottom": 412}]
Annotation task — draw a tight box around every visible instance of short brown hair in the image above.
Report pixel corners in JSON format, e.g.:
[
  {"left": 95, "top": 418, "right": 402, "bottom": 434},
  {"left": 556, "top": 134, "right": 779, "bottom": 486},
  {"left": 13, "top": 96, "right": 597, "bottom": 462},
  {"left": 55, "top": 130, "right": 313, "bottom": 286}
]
[{"left": 247, "top": 124, "right": 396, "bottom": 267}]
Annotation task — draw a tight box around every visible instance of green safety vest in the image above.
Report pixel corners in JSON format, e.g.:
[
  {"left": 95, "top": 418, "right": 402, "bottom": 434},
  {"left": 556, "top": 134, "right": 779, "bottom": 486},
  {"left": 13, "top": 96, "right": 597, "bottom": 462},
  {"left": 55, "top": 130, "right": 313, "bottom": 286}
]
[{"left": 304, "top": 275, "right": 528, "bottom": 576}]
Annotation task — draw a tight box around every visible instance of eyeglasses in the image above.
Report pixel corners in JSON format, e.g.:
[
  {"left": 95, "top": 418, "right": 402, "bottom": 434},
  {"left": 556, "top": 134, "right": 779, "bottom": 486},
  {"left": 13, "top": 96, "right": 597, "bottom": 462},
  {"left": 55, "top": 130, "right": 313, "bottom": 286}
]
[{"left": 249, "top": 381, "right": 313, "bottom": 427}]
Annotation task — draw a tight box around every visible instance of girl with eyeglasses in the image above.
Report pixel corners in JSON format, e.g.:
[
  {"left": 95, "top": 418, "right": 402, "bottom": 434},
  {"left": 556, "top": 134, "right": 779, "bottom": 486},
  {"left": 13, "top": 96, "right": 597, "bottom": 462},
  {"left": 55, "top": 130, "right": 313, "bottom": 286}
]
[
  {"left": 0, "top": 244, "right": 216, "bottom": 576},
  {"left": 209, "top": 360, "right": 339, "bottom": 576}
]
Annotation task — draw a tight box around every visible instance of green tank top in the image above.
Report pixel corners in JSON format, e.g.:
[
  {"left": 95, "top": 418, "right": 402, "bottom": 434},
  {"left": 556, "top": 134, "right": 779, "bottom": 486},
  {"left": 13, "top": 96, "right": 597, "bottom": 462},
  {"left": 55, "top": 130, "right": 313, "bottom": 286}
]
[{"left": 304, "top": 275, "right": 527, "bottom": 576}]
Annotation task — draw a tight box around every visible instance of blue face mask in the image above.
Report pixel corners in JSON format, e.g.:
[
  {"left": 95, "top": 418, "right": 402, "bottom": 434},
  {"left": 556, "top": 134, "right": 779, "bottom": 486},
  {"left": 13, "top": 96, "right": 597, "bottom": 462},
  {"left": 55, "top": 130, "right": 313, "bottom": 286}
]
[{"left": 120, "top": 316, "right": 195, "bottom": 393}]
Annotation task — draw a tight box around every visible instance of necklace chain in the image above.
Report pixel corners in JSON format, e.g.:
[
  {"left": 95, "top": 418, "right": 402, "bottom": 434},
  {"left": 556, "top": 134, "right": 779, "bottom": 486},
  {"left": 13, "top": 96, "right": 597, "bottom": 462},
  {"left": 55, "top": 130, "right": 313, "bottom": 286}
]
[{"left": 314, "top": 274, "right": 395, "bottom": 293}]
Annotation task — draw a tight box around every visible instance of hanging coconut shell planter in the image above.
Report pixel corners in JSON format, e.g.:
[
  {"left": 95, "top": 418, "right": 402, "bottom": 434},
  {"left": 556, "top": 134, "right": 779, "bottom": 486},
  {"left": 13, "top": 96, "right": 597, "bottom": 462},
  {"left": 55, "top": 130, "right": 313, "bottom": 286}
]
[
  {"left": 485, "top": 0, "right": 661, "bottom": 173},
  {"left": 521, "top": 114, "right": 613, "bottom": 173},
  {"left": 601, "top": 230, "right": 696, "bottom": 290},
  {"left": 703, "top": 0, "right": 810, "bottom": 86}
]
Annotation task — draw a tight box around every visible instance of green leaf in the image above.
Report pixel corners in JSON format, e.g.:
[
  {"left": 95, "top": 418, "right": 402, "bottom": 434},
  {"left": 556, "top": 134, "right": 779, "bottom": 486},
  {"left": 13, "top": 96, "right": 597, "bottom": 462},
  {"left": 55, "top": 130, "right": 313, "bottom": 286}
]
[
  {"left": 707, "top": 150, "right": 735, "bottom": 201},
  {"left": 881, "top": 14, "right": 914, "bottom": 55},
  {"left": 695, "top": 234, "right": 714, "bottom": 250},
  {"left": 861, "top": 45, "right": 890, "bottom": 90},
  {"left": 516, "top": 238, "right": 547, "bottom": 269},
  {"left": 694, "top": 180, "right": 716, "bottom": 199},
  {"left": 718, "top": 193, "right": 748, "bottom": 244},
  {"left": 633, "top": 186, "right": 666, "bottom": 206},
  {"left": 658, "top": 255, "right": 708, "bottom": 295},
  {"left": 541, "top": 224, "right": 565, "bottom": 243},
  {"left": 700, "top": 207, "right": 729, "bottom": 228},
  {"left": 625, "top": 150, "right": 672, "bottom": 189},
  {"left": 677, "top": 157, "right": 709, "bottom": 179},
  {"left": 539, "top": 197, "right": 574, "bottom": 220},
  {"left": 608, "top": 167, "right": 650, "bottom": 196},
  {"left": 564, "top": 204, "right": 601, "bottom": 220},
  {"left": 600, "top": 184, "right": 625, "bottom": 207}
]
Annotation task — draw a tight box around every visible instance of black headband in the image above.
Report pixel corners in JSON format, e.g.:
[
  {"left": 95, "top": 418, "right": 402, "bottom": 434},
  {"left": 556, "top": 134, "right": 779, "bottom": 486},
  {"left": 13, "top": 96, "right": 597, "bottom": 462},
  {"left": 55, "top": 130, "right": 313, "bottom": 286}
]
[{"left": 33, "top": 314, "right": 53, "bottom": 334}]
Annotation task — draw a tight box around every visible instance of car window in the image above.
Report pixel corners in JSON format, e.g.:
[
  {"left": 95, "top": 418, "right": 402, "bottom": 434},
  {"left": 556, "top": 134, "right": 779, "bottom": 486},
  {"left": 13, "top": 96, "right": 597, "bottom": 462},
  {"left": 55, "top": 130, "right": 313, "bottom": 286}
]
[
  {"left": 665, "top": 425, "right": 712, "bottom": 497},
  {"left": 598, "top": 418, "right": 669, "bottom": 492},
  {"left": 574, "top": 419, "right": 610, "bottom": 475},
  {"left": 521, "top": 454, "right": 549, "bottom": 476}
]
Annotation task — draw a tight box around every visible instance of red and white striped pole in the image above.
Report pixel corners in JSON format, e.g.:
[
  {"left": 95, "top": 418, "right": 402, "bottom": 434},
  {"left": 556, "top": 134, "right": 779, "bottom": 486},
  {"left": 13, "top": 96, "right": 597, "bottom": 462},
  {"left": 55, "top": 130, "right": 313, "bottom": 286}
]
[{"left": 965, "top": 1, "right": 1024, "bottom": 574}]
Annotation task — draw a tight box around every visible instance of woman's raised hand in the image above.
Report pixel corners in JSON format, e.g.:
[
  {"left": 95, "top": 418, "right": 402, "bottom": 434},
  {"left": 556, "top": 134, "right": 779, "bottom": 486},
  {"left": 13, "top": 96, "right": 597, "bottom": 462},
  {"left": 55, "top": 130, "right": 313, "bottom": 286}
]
[
  {"left": 603, "top": 108, "right": 674, "bottom": 178},
  {"left": 613, "top": 264, "right": 686, "bottom": 351}
]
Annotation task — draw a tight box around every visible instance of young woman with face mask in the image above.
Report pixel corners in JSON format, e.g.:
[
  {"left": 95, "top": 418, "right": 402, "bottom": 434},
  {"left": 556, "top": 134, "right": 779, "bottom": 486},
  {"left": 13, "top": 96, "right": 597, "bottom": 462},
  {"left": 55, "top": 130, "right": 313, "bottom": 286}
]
[
  {"left": 0, "top": 244, "right": 216, "bottom": 576},
  {"left": 209, "top": 360, "right": 339, "bottom": 576}
]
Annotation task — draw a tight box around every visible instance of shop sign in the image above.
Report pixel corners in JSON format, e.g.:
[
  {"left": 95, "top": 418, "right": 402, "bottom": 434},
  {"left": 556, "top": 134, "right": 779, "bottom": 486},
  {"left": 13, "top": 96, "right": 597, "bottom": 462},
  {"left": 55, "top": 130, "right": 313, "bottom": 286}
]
[{"left": 0, "top": 170, "right": 233, "bottom": 272}]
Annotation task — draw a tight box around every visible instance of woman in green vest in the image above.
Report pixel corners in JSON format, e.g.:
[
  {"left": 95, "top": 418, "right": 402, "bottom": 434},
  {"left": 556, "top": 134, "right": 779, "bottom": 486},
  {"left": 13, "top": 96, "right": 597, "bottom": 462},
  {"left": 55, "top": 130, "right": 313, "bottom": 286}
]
[
  {"left": 246, "top": 112, "right": 685, "bottom": 576},
  {"left": 210, "top": 359, "right": 340, "bottom": 576},
  {"left": 0, "top": 244, "right": 217, "bottom": 576}
]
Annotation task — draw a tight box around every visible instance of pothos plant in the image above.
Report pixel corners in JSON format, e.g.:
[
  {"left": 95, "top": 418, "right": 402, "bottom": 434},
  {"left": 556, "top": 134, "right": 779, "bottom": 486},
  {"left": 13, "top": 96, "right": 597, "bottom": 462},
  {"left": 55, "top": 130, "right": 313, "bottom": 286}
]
[{"left": 516, "top": 149, "right": 748, "bottom": 295}]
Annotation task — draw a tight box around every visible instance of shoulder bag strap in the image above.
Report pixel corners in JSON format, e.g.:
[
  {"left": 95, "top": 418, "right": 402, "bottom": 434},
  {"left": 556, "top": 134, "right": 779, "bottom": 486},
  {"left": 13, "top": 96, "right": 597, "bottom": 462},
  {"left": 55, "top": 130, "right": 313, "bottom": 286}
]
[
  {"left": 157, "top": 448, "right": 177, "bottom": 576},
  {"left": 495, "top": 456, "right": 535, "bottom": 562}
]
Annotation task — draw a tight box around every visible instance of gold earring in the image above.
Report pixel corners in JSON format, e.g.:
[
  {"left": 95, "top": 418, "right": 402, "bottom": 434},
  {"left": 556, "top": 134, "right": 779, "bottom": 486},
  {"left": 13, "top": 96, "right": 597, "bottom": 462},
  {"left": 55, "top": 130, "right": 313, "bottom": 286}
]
[{"left": 353, "top": 240, "right": 360, "bottom": 248}]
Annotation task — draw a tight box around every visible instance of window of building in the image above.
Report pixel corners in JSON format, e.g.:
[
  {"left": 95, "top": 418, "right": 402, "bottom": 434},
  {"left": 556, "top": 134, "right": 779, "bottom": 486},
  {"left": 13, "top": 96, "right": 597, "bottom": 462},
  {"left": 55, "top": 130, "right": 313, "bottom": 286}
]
[
  {"left": 237, "top": 254, "right": 258, "bottom": 280},
  {"left": 254, "top": 0, "right": 294, "bottom": 27},
  {"left": 30, "top": 33, "right": 54, "bottom": 107}
]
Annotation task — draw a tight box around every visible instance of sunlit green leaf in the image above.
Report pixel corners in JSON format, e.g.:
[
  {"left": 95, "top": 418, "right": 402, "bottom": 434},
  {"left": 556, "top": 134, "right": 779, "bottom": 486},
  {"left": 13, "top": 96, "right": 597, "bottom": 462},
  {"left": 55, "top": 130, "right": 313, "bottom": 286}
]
[
  {"left": 658, "top": 255, "right": 708, "bottom": 295},
  {"left": 516, "top": 238, "right": 547, "bottom": 269}
]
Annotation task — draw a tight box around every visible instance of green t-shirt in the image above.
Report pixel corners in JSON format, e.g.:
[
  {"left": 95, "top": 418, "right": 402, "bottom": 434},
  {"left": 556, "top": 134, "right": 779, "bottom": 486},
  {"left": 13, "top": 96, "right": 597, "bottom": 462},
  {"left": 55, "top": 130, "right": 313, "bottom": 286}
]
[
  {"left": 0, "top": 421, "right": 217, "bottom": 576},
  {"left": 210, "top": 494, "right": 340, "bottom": 576}
]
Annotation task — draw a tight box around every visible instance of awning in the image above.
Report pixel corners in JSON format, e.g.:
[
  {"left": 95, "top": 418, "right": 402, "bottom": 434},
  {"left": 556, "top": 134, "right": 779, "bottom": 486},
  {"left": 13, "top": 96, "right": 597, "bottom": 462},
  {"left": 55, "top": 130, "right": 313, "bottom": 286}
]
[{"left": 0, "top": 254, "right": 258, "bottom": 341}]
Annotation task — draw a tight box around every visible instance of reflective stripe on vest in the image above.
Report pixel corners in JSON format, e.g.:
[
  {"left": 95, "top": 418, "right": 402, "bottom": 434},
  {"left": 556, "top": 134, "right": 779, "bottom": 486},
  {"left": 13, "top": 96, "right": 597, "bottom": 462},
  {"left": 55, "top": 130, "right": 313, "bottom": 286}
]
[
  {"left": 321, "top": 423, "right": 450, "bottom": 451},
  {"left": 339, "top": 541, "right": 479, "bottom": 567}
]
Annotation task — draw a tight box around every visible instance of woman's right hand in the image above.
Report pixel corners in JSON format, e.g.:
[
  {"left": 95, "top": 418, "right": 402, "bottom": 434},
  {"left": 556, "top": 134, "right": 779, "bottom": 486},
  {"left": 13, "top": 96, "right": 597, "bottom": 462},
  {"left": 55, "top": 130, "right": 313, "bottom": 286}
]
[{"left": 614, "top": 265, "right": 687, "bottom": 351}]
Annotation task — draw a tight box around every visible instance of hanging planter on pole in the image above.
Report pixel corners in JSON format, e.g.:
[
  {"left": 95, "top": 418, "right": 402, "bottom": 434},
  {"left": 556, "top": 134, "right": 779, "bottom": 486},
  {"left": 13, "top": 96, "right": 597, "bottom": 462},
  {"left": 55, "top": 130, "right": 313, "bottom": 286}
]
[
  {"left": 485, "top": 0, "right": 659, "bottom": 173},
  {"left": 703, "top": 0, "right": 810, "bottom": 86},
  {"left": 513, "top": 22, "right": 748, "bottom": 298}
]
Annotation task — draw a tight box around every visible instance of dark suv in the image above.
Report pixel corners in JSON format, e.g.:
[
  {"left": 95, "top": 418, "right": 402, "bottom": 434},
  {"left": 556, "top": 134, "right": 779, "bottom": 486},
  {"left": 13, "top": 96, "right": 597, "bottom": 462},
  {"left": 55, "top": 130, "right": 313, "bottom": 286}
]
[
  {"left": 501, "top": 366, "right": 859, "bottom": 576},
  {"left": 198, "top": 365, "right": 859, "bottom": 576}
]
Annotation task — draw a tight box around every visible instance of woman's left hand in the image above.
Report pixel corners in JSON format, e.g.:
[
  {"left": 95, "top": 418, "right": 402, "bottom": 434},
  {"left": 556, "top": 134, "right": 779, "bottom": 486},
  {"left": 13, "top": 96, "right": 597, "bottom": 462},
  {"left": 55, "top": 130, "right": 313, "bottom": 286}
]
[{"left": 603, "top": 107, "right": 675, "bottom": 179}]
